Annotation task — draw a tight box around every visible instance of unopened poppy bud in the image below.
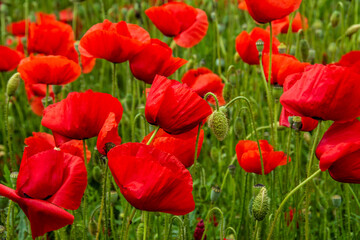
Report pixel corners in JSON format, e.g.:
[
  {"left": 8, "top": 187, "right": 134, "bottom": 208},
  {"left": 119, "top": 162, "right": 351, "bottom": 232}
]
[
  {"left": 6, "top": 73, "right": 21, "bottom": 97},
  {"left": 210, "top": 12, "right": 216, "bottom": 22},
  {"left": 88, "top": 219, "right": 97, "bottom": 236},
  {"left": 328, "top": 42, "right": 337, "bottom": 55},
  {"left": 303, "top": 132, "right": 311, "bottom": 144},
  {"left": 110, "top": 191, "right": 118, "bottom": 204},
  {"left": 345, "top": 24, "right": 360, "bottom": 38},
  {"left": 211, "top": 185, "right": 221, "bottom": 203},
  {"left": 0, "top": 196, "right": 9, "bottom": 210},
  {"left": 278, "top": 43, "right": 287, "bottom": 54},
  {"left": 208, "top": 109, "right": 229, "bottom": 141},
  {"left": 300, "top": 39, "right": 310, "bottom": 62},
  {"left": 10, "top": 172, "right": 18, "bottom": 187},
  {"left": 92, "top": 166, "right": 102, "bottom": 183},
  {"left": 312, "top": 19, "right": 323, "bottom": 30},
  {"left": 53, "top": 85, "right": 62, "bottom": 95},
  {"left": 330, "top": 11, "right": 341, "bottom": 28},
  {"left": 194, "top": 219, "right": 206, "bottom": 240},
  {"left": 223, "top": 82, "right": 233, "bottom": 103},
  {"left": 136, "top": 223, "right": 144, "bottom": 240},
  {"left": 252, "top": 187, "right": 270, "bottom": 221},
  {"left": 256, "top": 39, "right": 264, "bottom": 56},
  {"left": 272, "top": 85, "right": 283, "bottom": 100},
  {"left": 331, "top": 195, "right": 342, "bottom": 208},
  {"left": 228, "top": 164, "right": 236, "bottom": 178},
  {"left": 252, "top": 184, "right": 265, "bottom": 198},
  {"left": 308, "top": 49, "right": 316, "bottom": 64},
  {"left": 234, "top": 52, "right": 240, "bottom": 63}
]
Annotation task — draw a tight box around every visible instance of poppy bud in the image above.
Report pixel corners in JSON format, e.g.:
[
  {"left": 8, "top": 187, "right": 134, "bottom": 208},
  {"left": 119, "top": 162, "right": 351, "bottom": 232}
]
[
  {"left": 194, "top": 219, "right": 206, "bottom": 240},
  {"left": 210, "top": 12, "right": 216, "bottom": 22},
  {"left": 300, "top": 39, "right": 310, "bottom": 62},
  {"left": 331, "top": 195, "right": 342, "bottom": 208},
  {"left": 278, "top": 43, "right": 287, "bottom": 54},
  {"left": 330, "top": 11, "right": 341, "bottom": 28},
  {"left": 136, "top": 223, "right": 144, "bottom": 240},
  {"left": 256, "top": 39, "right": 264, "bottom": 56},
  {"left": 208, "top": 109, "right": 229, "bottom": 141},
  {"left": 6, "top": 72, "right": 21, "bottom": 97},
  {"left": 228, "top": 164, "right": 236, "bottom": 178},
  {"left": 10, "top": 172, "right": 18, "bottom": 187},
  {"left": 312, "top": 19, "right": 323, "bottom": 30},
  {"left": 92, "top": 166, "right": 102, "bottom": 183},
  {"left": 308, "top": 49, "right": 316, "bottom": 64},
  {"left": 345, "top": 24, "right": 360, "bottom": 38},
  {"left": 88, "top": 219, "right": 97, "bottom": 236},
  {"left": 328, "top": 42, "right": 337, "bottom": 55},
  {"left": 234, "top": 52, "right": 240, "bottom": 63},
  {"left": 41, "top": 96, "right": 53, "bottom": 107},
  {"left": 223, "top": 82, "right": 233, "bottom": 103},
  {"left": 0, "top": 196, "right": 9, "bottom": 210},
  {"left": 0, "top": 4, "right": 8, "bottom": 14},
  {"left": 252, "top": 186, "right": 270, "bottom": 221},
  {"left": 110, "top": 191, "right": 118, "bottom": 204},
  {"left": 211, "top": 185, "right": 221, "bottom": 203}
]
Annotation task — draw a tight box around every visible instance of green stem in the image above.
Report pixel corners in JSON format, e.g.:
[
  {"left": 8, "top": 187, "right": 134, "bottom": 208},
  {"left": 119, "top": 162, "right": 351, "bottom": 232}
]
[
  {"left": 4, "top": 95, "right": 14, "bottom": 170},
  {"left": 112, "top": 63, "right": 117, "bottom": 97},
  {"left": 193, "top": 123, "right": 202, "bottom": 166},
  {"left": 253, "top": 220, "right": 259, "bottom": 240},
  {"left": 146, "top": 126, "right": 160, "bottom": 145},
  {"left": 267, "top": 169, "right": 322, "bottom": 240},
  {"left": 201, "top": 207, "right": 224, "bottom": 240},
  {"left": 143, "top": 211, "right": 149, "bottom": 240},
  {"left": 123, "top": 208, "right": 136, "bottom": 240},
  {"left": 204, "top": 92, "right": 220, "bottom": 111},
  {"left": 72, "top": 2, "right": 78, "bottom": 40},
  {"left": 306, "top": 122, "right": 322, "bottom": 176},
  {"left": 5, "top": 200, "right": 13, "bottom": 240}
]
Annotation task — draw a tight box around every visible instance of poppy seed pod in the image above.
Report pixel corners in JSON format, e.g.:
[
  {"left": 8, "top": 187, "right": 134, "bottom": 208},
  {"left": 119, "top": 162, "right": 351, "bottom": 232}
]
[
  {"left": 211, "top": 185, "right": 221, "bottom": 203},
  {"left": 208, "top": 109, "right": 229, "bottom": 141},
  {"left": 331, "top": 195, "right": 342, "bottom": 208},
  {"left": 256, "top": 39, "right": 264, "bottom": 56},
  {"left": 6, "top": 72, "right": 21, "bottom": 97},
  {"left": 252, "top": 187, "right": 270, "bottom": 221}
]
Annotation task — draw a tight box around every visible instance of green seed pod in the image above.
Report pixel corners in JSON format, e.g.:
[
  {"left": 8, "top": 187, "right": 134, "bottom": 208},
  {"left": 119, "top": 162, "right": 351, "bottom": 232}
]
[
  {"left": 208, "top": 110, "right": 229, "bottom": 141},
  {"left": 222, "top": 82, "right": 233, "bottom": 103},
  {"left": 300, "top": 39, "right": 310, "bottom": 62},
  {"left": 345, "top": 24, "right": 360, "bottom": 38},
  {"left": 252, "top": 187, "right": 270, "bottom": 221},
  {"left": 10, "top": 172, "right": 18, "bottom": 187},
  {"left": 6, "top": 72, "right": 21, "bottom": 97},
  {"left": 210, "top": 185, "right": 221, "bottom": 203},
  {"left": 331, "top": 195, "right": 342, "bottom": 208},
  {"left": 0, "top": 196, "right": 9, "bottom": 210},
  {"left": 92, "top": 166, "right": 103, "bottom": 183},
  {"left": 256, "top": 39, "right": 264, "bottom": 56},
  {"left": 278, "top": 43, "right": 287, "bottom": 54},
  {"left": 88, "top": 220, "right": 97, "bottom": 236},
  {"left": 291, "top": 116, "right": 302, "bottom": 131},
  {"left": 330, "top": 11, "right": 341, "bottom": 28},
  {"left": 136, "top": 223, "right": 144, "bottom": 240}
]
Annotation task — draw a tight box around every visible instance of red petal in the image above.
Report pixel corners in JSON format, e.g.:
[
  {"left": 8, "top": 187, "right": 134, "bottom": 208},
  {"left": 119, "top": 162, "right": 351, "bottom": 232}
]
[{"left": 97, "top": 112, "right": 122, "bottom": 155}]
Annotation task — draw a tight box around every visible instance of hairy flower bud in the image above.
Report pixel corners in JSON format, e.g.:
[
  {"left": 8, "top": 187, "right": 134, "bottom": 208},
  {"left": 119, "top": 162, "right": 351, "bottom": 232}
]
[
  {"left": 6, "top": 72, "right": 21, "bottom": 97},
  {"left": 345, "top": 24, "right": 360, "bottom": 38},
  {"left": 208, "top": 109, "right": 229, "bottom": 141},
  {"left": 252, "top": 186, "right": 270, "bottom": 221},
  {"left": 330, "top": 11, "right": 340, "bottom": 28},
  {"left": 300, "top": 39, "right": 310, "bottom": 62}
]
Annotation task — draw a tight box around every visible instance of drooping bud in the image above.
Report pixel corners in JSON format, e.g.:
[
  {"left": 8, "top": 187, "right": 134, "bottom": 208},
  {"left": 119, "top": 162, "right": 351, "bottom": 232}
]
[
  {"left": 10, "top": 172, "right": 18, "bottom": 187},
  {"left": 208, "top": 109, "right": 229, "bottom": 141},
  {"left": 6, "top": 73, "right": 21, "bottom": 97},
  {"left": 92, "top": 166, "right": 102, "bottom": 183},
  {"left": 211, "top": 185, "right": 221, "bottom": 203},
  {"left": 252, "top": 186, "right": 270, "bottom": 221},
  {"left": 331, "top": 195, "right": 342, "bottom": 208},
  {"left": 345, "top": 24, "right": 360, "bottom": 38},
  {"left": 330, "top": 11, "right": 341, "bottom": 28},
  {"left": 300, "top": 39, "right": 310, "bottom": 62},
  {"left": 234, "top": 52, "right": 240, "bottom": 63},
  {"left": 256, "top": 39, "right": 264, "bottom": 56},
  {"left": 194, "top": 219, "right": 206, "bottom": 240}
]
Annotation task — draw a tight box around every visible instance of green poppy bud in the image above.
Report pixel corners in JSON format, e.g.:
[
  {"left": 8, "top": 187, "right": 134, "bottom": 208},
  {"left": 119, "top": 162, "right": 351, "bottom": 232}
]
[
  {"left": 345, "top": 24, "right": 360, "bottom": 38},
  {"left": 92, "top": 166, "right": 102, "bottom": 183},
  {"left": 208, "top": 109, "right": 229, "bottom": 141},
  {"left": 300, "top": 39, "right": 310, "bottom": 62},
  {"left": 330, "top": 11, "right": 340, "bottom": 28},
  {"left": 6, "top": 72, "right": 21, "bottom": 97},
  {"left": 252, "top": 187, "right": 270, "bottom": 221}
]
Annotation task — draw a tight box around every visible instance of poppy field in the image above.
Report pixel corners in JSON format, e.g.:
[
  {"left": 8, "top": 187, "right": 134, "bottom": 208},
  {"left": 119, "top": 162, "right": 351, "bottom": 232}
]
[{"left": 0, "top": 0, "right": 360, "bottom": 239}]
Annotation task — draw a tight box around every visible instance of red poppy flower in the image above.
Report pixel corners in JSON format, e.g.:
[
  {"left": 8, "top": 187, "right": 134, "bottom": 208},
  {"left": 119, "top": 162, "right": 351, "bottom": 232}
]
[
  {"left": 18, "top": 55, "right": 81, "bottom": 85},
  {"left": 79, "top": 19, "right": 150, "bottom": 63},
  {"left": 244, "top": 0, "right": 302, "bottom": 23},
  {"left": 0, "top": 45, "right": 22, "bottom": 71},
  {"left": 142, "top": 127, "right": 204, "bottom": 168},
  {"left": 267, "top": 13, "right": 308, "bottom": 35},
  {"left": 238, "top": 0, "right": 248, "bottom": 10},
  {"left": 145, "top": 75, "right": 212, "bottom": 135},
  {"left": 65, "top": 45, "right": 96, "bottom": 74},
  {"left": 279, "top": 107, "right": 318, "bottom": 132},
  {"left": 280, "top": 64, "right": 360, "bottom": 122},
  {"left": 42, "top": 90, "right": 123, "bottom": 145},
  {"left": 236, "top": 140, "right": 290, "bottom": 175},
  {"left": 35, "top": 12, "right": 57, "bottom": 24},
  {"left": 28, "top": 19, "right": 74, "bottom": 56},
  {"left": 0, "top": 143, "right": 87, "bottom": 238},
  {"left": 262, "top": 53, "right": 309, "bottom": 86},
  {"left": 316, "top": 119, "right": 360, "bottom": 183},
  {"left": 97, "top": 112, "right": 122, "bottom": 155},
  {"left": 145, "top": 2, "right": 208, "bottom": 48},
  {"left": 336, "top": 51, "right": 360, "bottom": 74},
  {"left": 129, "top": 39, "right": 187, "bottom": 84},
  {"left": 181, "top": 67, "right": 225, "bottom": 106},
  {"left": 108, "top": 142, "right": 195, "bottom": 215},
  {"left": 6, "top": 20, "right": 29, "bottom": 37},
  {"left": 25, "top": 83, "right": 54, "bottom": 116},
  {"left": 24, "top": 132, "right": 91, "bottom": 162},
  {"left": 235, "top": 27, "right": 280, "bottom": 65}
]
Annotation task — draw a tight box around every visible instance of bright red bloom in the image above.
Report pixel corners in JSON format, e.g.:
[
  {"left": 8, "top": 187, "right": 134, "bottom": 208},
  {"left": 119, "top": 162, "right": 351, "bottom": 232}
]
[
  {"left": 145, "top": 2, "right": 208, "bottom": 48},
  {"left": 238, "top": 0, "right": 248, "bottom": 10},
  {"left": 79, "top": 19, "right": 150, "bottom": 63},
  {"left": 262, "top": 53, "right": 309, "bottom": 86},
  {"left": 28, "top": 19, "right": 74, "bottom": 56},
  {"left": 268, "top": 13, "right": 308, "bottom": 35},
  {"left": 244, "top": 0, "right": 302, "bottom": 23},
  {"left": 280, "top": 64, "right": 360, "bottom": 122},
  {"left": 145, "top": 75, "right": 212, "bottom": 135},
  {"left": 18, "top": 55, "right": 81, "bottom": 85},
  {"left": 129, "top": 39, "right": 187, "bottom": 84},
  {"left": 42, "top": 90, "right": 123, "bottom": 145},
  {"left": 336, "top": 51, "right": 360, "bottom": 74},
  {"left": 35, "top": 12, "right": 57, "bottom": 24},
  {"left": 236, "top": 140, "right": 290, "bottom": 175},
  {"left": 25, "top": 83, "right": 54, "bottom": 116},
  {"left": 97, "top": 112, "right": 122, "bottom": 155},
  {"left": 0, "top": 141, "right": 87, "bottom": 239},
  {"left": 0, "top": 45, "right": 22, "bottom": 71},
  {"left": 181, "top": 67, "right": 225, "bottom": 106},
  {"left": 142, "top": 127, "right": 204, "bottom": 168},
  {"left": 108, "top": 142, "right": 195, "bottom": 215},
  {"left": 235, "top": 27, "right": 280, "bottom": 65},
  {"left": 316, "top": 119, "right": 360, "bottom": 183},
  {"left": 6, "top": 20, "right": 29, "bottom": 37},
  {"left": 279, "top": 107, "right": 318, "bottom": 132}
]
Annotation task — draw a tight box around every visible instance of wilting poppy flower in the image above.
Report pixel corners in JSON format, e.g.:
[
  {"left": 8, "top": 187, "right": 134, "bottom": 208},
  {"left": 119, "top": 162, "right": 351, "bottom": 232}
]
[
  {"left": 279, "top": 107, "right": 318, "bottom": 132},
  {"left": 267, "top": 13, "right": 308, "bottom": 35},
  {"left": 25, "top": 83, "right": 54, "bottom": 116},
  {"left": 97, "top": 112, "right": 122, "bottom": 155},
  {"left": 142, "top": 127, "right": 204, "bottom": 168},
  {"left": 24, "top": 132, "right": 91, "bottom": 162},
  {"left": 79, "top": 19, "right": 150, "bottom": 63},
  {"left": 145, "top": 2, "right": 208, "bottom": 48},
  {"left": 316, "top": 119, "right": 360, "bottom": 183},
  {"left": 0, "top": 45, "right": 22, "bottom": 71},
  {"left": 336, "top": 50, "right": 360, "bottom": 74},
  {"left": 280, "top": 64, "right": 360, "bottom": 122},
  {"left": 262, "top": 53, "right": 309, "bottom": 86},
  {"left": 236, "top": 140, "right": 290, "bottom": 175},
  {"left": 6, "top": 20, "right": 29, "bottom": 37},
  {"left": 235, "top": 27, "right": 280, "bottom": 65},
  {"left": 129, "top": 39, "right": 187, "bottom": 84},
  {"left": 18, "top": 55, "right": 81, "bottom": 85},
  {"left": 244, "top": 0, "right": 302, "bottom": 23},
  {"left": 42, "top": 90, "right": 123, "bottom": 145},
  {"left": 0, "top": 144, "right": 87, "bottom": 239},
  {"left": 28, "top": 19, "right": 74, "bottom": 56},
  {"left": 181, "top": 67, "right": 225, "bottom": 106},
  {"left": 145, "top": 75, "right": 212, "bottom": 135},
  {"left": 108, "top": 142, "right": 195, "bottom": 215}
]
